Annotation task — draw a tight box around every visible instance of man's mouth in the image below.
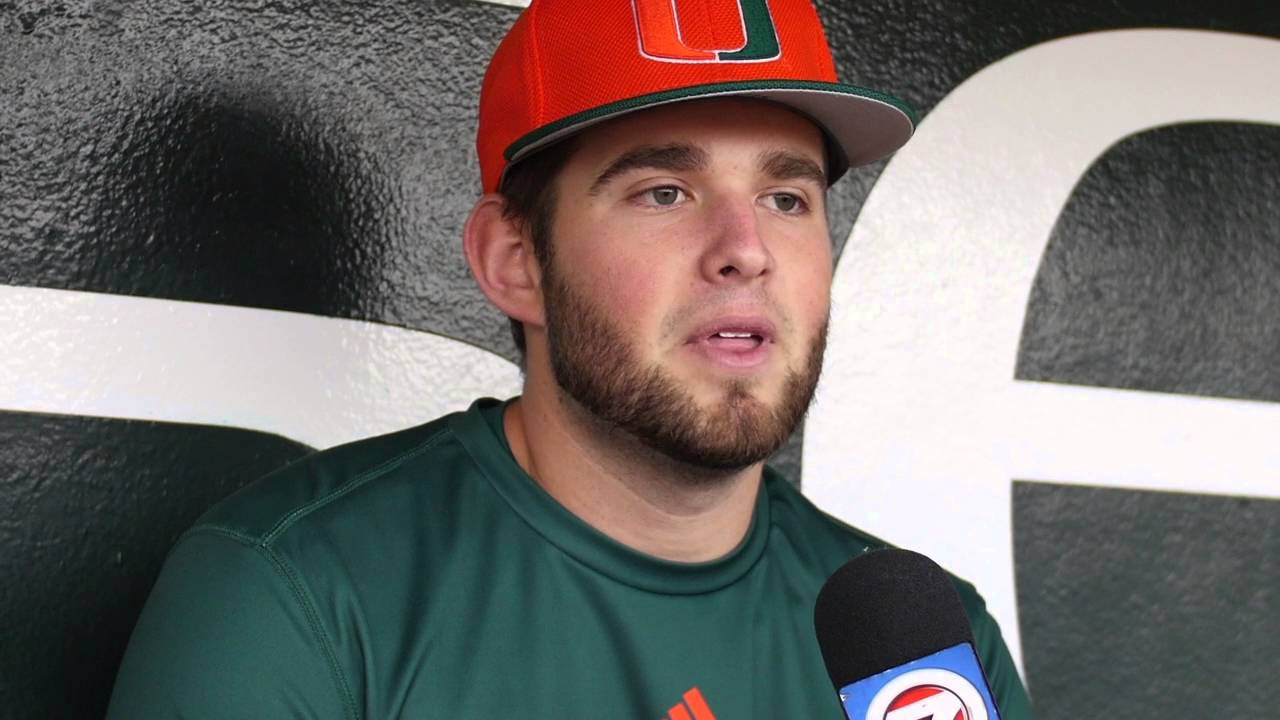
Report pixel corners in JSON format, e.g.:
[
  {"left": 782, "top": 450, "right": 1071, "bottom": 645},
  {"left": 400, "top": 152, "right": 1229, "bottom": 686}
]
[
  {"left": 686, "top": 318, "right": 776, "bottom": 369},
  {"left": 706, "top": 330, "right": 765, "bottom": 351}
]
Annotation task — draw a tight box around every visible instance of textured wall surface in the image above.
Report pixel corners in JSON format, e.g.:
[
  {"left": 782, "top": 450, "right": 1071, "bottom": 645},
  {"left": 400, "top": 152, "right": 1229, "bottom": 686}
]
[
  {"left": 1019, "top": 122, "right": 1280, "bottom": 402},
  {"left": 0, "top": 413, "right": 310, "bottom": 717},
  {"left": 2, "top": 0, "right": 1278, "bottom": 717},
  {"left": 1012, "top": 120, "right": 1280, "bottom": 715},
  {"left": 1014, "top": 482, "right": 1279, "bottom": 716},
  {"left": 2, "top": 0, "right": 511, "bottom": 349}
]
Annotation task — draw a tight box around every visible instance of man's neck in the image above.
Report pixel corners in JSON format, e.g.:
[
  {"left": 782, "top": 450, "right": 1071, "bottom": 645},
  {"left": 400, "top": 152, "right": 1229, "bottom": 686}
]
[{"left": 503, "top": 390, "right": 763, "bottom": 564}]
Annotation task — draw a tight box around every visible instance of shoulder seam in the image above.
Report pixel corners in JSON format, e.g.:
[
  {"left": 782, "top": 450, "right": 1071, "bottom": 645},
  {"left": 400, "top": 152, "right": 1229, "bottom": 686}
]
[
  {"left": 257, "top": 542, "right": 361, "bottom": 720},
  {"left": 176, "top": 527, "right": 362, "bottom": 720},
  {"left": 180, "top": 524, "right": 261, "bottom": 547},
  {"left": 167, "top": 427, "right": 452, "bottom": 719},
  {"left": 261, "top": 429, "right": 451, "bottom": 545}
]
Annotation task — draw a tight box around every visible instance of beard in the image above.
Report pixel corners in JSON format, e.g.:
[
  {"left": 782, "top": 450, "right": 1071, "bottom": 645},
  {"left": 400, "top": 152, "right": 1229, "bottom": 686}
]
[{"left": 542, "top": 263, "right": 827, "bottom": 472}]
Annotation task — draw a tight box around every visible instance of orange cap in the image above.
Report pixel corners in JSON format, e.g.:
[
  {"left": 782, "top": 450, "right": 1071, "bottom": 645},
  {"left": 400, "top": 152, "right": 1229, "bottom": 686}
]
[{"left": 476, "top": 0, "right": 916, "bottom": 193}]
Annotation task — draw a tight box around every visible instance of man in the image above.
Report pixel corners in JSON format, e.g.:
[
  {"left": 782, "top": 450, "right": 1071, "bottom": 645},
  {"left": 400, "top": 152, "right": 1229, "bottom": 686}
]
[{"left": 109, "top": 1, "right": 1034, "bottom": 717}]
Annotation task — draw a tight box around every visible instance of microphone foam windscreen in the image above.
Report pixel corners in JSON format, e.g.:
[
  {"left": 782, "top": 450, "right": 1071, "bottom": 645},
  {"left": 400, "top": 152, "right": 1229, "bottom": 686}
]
[{"left": 813, "top": 548, "right": 976, "bottom": 690}]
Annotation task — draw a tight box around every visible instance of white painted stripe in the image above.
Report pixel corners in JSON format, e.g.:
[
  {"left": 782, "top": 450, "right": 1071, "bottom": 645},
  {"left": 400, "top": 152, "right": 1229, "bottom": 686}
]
[
  {"left": 0, "top": 284, "right": 523, "bottom": 449},
  {"left": 804, "top": 29, "right": 1280, "bottom": 673},
  {"left": 473, "top": 0, "right": 529, "bottom": 8}
]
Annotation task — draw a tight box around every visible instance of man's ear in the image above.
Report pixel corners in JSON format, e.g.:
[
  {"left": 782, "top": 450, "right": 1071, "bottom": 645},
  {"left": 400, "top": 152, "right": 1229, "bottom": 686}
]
[{"left": 463, "top": 195, "right": 545, "bottom": 329}]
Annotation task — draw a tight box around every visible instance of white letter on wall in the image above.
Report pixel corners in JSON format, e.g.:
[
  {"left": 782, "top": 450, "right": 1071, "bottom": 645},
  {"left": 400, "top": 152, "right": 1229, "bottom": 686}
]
[{"left": 803, "top": 30, "right": 1280, "bottom": 672}]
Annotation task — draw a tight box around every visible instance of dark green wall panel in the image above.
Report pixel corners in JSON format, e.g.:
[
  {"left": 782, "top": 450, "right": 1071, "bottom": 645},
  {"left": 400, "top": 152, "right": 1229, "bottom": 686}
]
[
  {"left": 1014, "top": 482, "right": 1279, "bottom": 717},
  {"left": 0, "top": 412, "right": 311, "bottom": 719}
]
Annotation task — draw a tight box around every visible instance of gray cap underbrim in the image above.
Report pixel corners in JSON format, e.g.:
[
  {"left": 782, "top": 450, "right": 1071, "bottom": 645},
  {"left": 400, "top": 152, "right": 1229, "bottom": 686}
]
[{"left": 504, "top": 80, "right": 917, "bottom": 184}]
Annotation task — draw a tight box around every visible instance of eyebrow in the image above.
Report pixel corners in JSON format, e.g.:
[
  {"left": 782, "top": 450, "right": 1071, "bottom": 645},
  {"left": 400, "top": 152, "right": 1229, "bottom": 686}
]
[
  {"left": 589, "top": 144, "right": 709, "bottom": 194},
  {"left": 758, "top": 149, "right": 827, "bottom": 187}
]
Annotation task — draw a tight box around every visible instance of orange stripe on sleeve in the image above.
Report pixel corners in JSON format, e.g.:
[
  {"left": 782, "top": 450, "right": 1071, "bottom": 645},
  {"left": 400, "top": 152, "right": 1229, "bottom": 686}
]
[{"left": 684, "top": 687, "right": 717, "bottom": 720}]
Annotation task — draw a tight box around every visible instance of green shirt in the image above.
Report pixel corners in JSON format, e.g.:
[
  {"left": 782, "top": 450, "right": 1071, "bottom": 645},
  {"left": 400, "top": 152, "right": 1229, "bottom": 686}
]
[{"left": 109, "top": 398, "right": 1033, "bottom": 719}]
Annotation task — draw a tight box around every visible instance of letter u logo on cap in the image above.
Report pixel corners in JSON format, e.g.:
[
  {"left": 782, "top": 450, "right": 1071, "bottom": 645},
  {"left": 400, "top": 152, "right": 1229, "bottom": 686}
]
[{"left": 632, "top": 0, "right": 781, "bottom": 63}]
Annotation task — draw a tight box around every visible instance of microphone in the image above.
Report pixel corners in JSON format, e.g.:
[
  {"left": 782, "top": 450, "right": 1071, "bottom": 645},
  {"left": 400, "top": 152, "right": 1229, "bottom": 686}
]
[{"left": 813, "top": 549, "right": 1002, "bottom": 720}]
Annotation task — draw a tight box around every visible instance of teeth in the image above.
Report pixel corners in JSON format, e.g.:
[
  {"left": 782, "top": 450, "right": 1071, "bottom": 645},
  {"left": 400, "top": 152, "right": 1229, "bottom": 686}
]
[{"left": 716, "top": 331, "right": 754, "bottom": 338}]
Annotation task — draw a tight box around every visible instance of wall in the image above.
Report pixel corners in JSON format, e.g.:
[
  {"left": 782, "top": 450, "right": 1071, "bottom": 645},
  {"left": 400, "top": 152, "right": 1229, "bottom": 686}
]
[{"left": 1, "top": 0, "right": 1276, "bottom": 717}]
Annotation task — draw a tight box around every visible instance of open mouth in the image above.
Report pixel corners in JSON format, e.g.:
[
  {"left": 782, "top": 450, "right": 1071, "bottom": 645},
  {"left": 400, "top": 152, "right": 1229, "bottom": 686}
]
[
  {"left": 706, "top": 330, "right": 765, "bottom": 351},
  {"left": 685, "top": 317, "right": 776, "bottom": 368}
]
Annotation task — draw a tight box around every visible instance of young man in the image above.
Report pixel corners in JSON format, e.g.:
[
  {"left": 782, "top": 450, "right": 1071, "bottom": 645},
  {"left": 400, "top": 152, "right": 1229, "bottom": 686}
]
[{"left": 109, "top": 1, "right": 1033, "bottom": 717}]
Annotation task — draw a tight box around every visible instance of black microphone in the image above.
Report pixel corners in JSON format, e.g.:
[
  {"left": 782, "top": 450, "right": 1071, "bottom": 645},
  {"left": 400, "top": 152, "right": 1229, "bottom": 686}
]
[{"left": 813, "top": 548, "right": 1002, "bottom": 720}]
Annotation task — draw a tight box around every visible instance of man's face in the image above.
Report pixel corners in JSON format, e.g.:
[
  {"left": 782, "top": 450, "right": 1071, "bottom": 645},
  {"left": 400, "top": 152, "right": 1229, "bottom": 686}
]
[{"left": 536, "top": 98, "right": 833, "bottom": 471}]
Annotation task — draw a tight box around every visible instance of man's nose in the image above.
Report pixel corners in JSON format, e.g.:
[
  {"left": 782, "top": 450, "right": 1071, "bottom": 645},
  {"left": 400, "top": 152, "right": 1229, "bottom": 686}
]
[{"left": 699, "top": 196, "right": 774, "bottom": 282}]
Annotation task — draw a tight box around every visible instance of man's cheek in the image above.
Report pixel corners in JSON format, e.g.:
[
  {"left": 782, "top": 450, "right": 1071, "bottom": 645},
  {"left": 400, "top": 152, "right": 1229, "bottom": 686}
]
[
  {"left": 606, "top": 264, "right": 664, "bottom": 312},
  {"left": 802, "top": 278, "right": 834, "bottom": 333}
]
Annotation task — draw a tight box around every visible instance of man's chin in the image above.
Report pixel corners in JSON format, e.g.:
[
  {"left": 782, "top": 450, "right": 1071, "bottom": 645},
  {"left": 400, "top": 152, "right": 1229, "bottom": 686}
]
[
  {"left": 655, "top": 391, "right": 793, "bottom": 468},
  {"left": 678, "top": 365, "right": 783, "bottom": 404}
]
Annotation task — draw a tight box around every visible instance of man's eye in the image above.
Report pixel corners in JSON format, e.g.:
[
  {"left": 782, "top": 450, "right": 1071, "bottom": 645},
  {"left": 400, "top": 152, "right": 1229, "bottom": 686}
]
[
  {"left": 641, "top": 186, "right": 685, "bottom": 206},
  {"left": 768, "top": 193, "right": 805, "bottom": 213}
]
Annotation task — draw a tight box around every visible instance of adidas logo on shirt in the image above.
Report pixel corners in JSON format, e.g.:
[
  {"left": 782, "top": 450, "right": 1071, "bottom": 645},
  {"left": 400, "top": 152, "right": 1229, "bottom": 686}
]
[{"left": 664, "top": 687, "right": 716, "bottom": 720}]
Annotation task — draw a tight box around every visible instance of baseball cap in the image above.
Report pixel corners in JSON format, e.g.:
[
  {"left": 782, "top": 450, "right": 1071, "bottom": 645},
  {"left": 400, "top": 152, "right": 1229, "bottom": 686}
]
[{"left": 476, "top": 0, "right": 916, "bottom": 193}]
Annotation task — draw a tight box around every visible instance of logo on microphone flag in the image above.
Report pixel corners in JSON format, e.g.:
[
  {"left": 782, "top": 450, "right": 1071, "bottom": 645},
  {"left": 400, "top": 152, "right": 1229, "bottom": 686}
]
[
  {"left": 836, "top": 643, "right": 999, "bottom": 720},
  {"left": 883, "top": 682, "right": 972, "bottom": 720}
]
